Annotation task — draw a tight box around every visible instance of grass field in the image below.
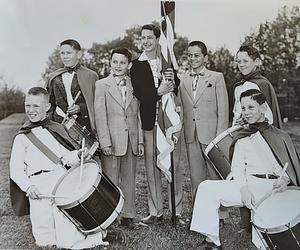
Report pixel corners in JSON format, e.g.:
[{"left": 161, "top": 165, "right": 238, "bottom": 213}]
[{"left": 1, "top": 114, "right": 299, "bottom": 250}]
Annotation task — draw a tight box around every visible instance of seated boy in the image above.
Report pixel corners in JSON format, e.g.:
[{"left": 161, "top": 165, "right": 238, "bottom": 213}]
[
  {"left": 190, "top": 89, "right": 300, "bottom": 249},
  {"left": 10, "top": 87, "right": 124, "bottom": 249}
]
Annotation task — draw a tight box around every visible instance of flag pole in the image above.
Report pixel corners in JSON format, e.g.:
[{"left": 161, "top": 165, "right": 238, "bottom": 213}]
[{"left": 160, "top": 0, "right": 177, "bottom": 226}]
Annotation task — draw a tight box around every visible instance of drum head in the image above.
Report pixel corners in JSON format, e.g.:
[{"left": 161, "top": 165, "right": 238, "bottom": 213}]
[
  {"left": 253, "top": 187, "right": 300, "bottom": 232},
  {"left": 53, "top": 161, "right": 101, "bottom": 206}
]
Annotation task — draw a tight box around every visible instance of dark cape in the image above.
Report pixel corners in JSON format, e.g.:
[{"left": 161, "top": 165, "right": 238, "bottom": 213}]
[
  {"left": 10, "top": 118, "right": 77, "bottom": 216},
  {"left": 229, "top": 121, "right": 300, "bottom": 186},
  {"left": 234, "top": 70, "right": 282, "bottom": 128}
]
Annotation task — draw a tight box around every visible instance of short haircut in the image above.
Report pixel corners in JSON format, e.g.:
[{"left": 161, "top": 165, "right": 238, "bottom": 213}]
[
  {"left": 60, "top": 39, "right": 81, "bottom": 51},
  {"left": 188, "top": 41, "right": 208, "bottom": 56},
  {"left": 141, "top": 24, "right": 161, "bottom": 38},
  {"left": 27, "top": 87, "right": 49, "bottom": 102},
  {"left": 240, "top": 89, "right": 266, "bottom": 105},
  {"left": 237, "top": 45, "right": 261, "bottom": 60},
  {"left": 111, "top": 48, "right": 132, "bottom": 62}
]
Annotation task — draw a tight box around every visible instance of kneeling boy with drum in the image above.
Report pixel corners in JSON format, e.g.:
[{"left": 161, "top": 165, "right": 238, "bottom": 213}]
[
  {"left": 10, "top": 87, "right": 124, "bottom": 249},
  {"left": 190, "top": 89, "right": 300, "bottom": 249}
]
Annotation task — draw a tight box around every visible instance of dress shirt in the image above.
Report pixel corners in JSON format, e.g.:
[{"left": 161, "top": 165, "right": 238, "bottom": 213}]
[
  {"left": 138, "top": 51, "right": 161, "bottom": 87},
  {"left": 10, "top": 127, "right": 71, "bottom": 192},
  {"left": 115, "top": 76, "right": 127, "bottom": 103},
  {"left": 62, "top": 71, "right": 75, "bottom": 106},
  {"left": 191, "top": 67, "right": 206, "bottom": 98},
  {"left": 231, "top": 131, "right": 289, "bottom": 189}
]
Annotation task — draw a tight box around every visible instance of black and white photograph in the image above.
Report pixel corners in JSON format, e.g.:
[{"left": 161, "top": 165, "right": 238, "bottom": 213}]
[{"left": 0, "top": 0, "right": 300, "bottom": 249}]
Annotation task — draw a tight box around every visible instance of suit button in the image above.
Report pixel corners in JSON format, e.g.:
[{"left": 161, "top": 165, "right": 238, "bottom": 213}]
[
  {"left": 125, "top": 128, "right": 128, "bottom": 131},
  {"left": 193, "top": 118, "right": 195, "bottom": 121}
]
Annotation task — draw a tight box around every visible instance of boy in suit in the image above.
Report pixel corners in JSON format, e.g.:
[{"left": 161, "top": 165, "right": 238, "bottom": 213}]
[
  {"left": 94, "top": 48, "right": 144, "bottom": 228},
  {"left": 130, "top": 24, "right": 184, "bottom": 225},
  {"left": 46, "top": 39, "right": 98, "bottom": 136},
  {"left": 180, "top": 41, "right": 229, "bottom": 198}
]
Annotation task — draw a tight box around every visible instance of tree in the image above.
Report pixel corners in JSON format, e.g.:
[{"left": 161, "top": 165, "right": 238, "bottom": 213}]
[
  {"left": 0, "top": 76, "right": 25, "bottom": 120},
  {"left": 242, "top": 6, "right": 300, "bottom": 119}
]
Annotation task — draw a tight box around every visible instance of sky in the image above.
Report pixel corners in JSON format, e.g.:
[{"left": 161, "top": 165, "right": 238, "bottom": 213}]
[{"left": 0, "top": 0, "right": 299, "bottom": 91}]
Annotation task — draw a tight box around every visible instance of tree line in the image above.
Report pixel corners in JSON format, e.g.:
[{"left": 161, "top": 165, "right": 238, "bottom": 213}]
[{"left": 1, "top": 6, "right": 299, "bottom": 121}]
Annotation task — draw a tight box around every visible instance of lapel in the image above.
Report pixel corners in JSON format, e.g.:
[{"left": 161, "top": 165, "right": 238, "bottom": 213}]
[
  {"left": 194, "top": 69, "right": 212, "bottom": 105},
  {"left": 76, "top": 66, "right": 90, "bottom": 101},
  {"left": 182, "top": 74, "right": 194, "bottom": 103},
  {"left": 107, "top": 74, "right": 125, "bottom": 108},
  {"left": 125, "top": 77, "right": 134, "bottom": 110},
  {"left": 55, "top": 75, "right": 68, "bottom": 103}
]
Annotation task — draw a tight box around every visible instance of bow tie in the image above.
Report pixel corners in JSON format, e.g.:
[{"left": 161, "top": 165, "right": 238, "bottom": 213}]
[
  {"left": 65, "top": 64, "right": 80, "bottom": 74},
  {"left": 190, "top": 72, "right": 205, "bottom": 77}
]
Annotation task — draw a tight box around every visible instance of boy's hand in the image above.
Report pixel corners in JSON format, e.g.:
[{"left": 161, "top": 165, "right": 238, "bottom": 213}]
[
  {"left": 240, "top": 185, "right": 255, "bottom": 209},
  {"left": 67, "top": 104, "right": 80, "bottom": 115},
  {"left": 138, "top": 144, "right": 144, "bottom": 156},
  {"left": 26, "top": 185, "right": 42, "bottom": 199},
  {"left": 102, "top": 146, "right": 112, "bottom": 156},
  {"left": 273, "top": 176, "right": 289, "bottom": 193},
  {"left": 164, "top": 68, "right": 175, "bottom": 82},
  {"left": 78, "top": 147, "right": 92, "bottom": 161}
]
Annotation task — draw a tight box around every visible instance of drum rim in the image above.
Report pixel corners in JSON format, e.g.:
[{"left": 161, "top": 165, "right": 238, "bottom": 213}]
[
  {"left": 253, "top": 186, "right": 300, "bottom": 234},
  {"left": 204, "top": 125, "right": 243, "bottom": 156},
  {"left": 52, "top": 160, "right": 101, "bottom": 207},
  {"left": 81, "top": 187, "right": 125, "bottom": 233}
]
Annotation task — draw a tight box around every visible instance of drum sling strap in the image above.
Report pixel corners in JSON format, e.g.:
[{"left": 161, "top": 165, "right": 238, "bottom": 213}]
[{"left": 26, "top": 132, "right": 61, "bottom": 165}]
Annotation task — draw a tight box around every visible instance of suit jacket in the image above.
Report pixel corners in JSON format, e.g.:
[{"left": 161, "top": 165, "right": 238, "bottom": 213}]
[
  {"left": 130, "top": 59, "right": 180, "bottom": 131},
  {"left": 94, "top": 74, "right": 143, "bottom": 156},
  {"left": 180, "top": 68, "right": 229, "bottom": 145},
  {"left": 46, "top": 65, "right": 98, "bottom": 133}
]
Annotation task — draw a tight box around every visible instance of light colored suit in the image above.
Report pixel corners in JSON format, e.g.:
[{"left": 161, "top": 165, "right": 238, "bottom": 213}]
[
  {"left": 180, "top": 68, "right": 229, "bottom": 197},
  {"left": 94, "top": 74, "right": 143, "bottom": 218}
]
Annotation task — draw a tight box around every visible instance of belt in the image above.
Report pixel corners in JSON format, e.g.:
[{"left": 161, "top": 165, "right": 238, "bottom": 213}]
[
  {"left": 252, "top": 174, "right": 279, "bottom": 179},
  {"left": 29, "top": 170, "right": 51, "bottom": 177}
]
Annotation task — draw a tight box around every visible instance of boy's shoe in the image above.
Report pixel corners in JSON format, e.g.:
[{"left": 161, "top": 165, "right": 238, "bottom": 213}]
[
  {"left": 141, "top": 214, "right": 163, "bottom": 224},
  {"left": 104, "top": 229, "right": 126, "bottom": 245},
  {"left": 120, "top": 217, "right": 135, "bottom": 229}
]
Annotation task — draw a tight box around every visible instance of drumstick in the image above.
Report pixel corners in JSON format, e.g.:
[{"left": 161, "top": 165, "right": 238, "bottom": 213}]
[
  {"left": 79, "top": 137, "right": 85, "bottom": 186},
  {"left": 62, "top": 91, "right": 81, "bottom": 123},
  {"left": 278, "top": 162, "right": 288, "bottom": 182},
  {"left": 40, "top": 194, "right": 70, "bottom": 199}
]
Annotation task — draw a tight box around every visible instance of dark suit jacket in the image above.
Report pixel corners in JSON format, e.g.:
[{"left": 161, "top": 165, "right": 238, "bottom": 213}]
[
  {"left": 130, "top": 59, "right": 179, "bottom": 131},
  {"left": 46, "top": 65, "right": 98, "bottom": 133}
]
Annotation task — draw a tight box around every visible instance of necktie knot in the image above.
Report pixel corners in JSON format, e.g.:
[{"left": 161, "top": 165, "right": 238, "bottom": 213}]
[
  {"left": 65, "top": 64, "right": 80, "bottom": 74},
  {"left": 117, "top": 78, "right": 126, "bottom": 87}
]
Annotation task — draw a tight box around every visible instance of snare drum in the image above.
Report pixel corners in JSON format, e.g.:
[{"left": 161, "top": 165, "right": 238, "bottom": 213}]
[
  {"left": 205, "top": 126, "right": 243, "bottom": 179},
  {"left": 252, "top": 187, "right": 300, "bottom": 250},
  {"left": 63, "top": 116, "right": 99, "bottom": 156},
  {"left": 52, "top": 160, "right": 124, "bottom": 234}
]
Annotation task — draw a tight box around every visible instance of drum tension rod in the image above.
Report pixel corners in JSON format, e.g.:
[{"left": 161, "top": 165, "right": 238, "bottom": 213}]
[
  {"left": 287, "top": 223, "right": 300, "bottom": 247},
  {"left": 264, "top": 229, "right": 277, "bottom": 250}
]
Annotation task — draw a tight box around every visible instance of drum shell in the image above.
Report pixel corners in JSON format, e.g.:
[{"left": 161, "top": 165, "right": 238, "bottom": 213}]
[
  {"left": 259, "top": 223, "right": 300, "bottom": 250},
  {"left": 205, "top": 126, "right": 243, "bottom": 179},
  {"left": 53, "top": 162, "right": 124, "bottom": 234},
  {"left": 253, "top": 187, "right": 300, "bottom": 250}
]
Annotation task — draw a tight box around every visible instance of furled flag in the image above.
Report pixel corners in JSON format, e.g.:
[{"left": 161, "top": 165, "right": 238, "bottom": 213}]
[{"left": 156, "top": 1, "right": 181, "bottom": 182}]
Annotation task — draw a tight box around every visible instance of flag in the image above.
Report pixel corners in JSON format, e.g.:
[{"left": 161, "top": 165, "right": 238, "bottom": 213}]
[
  {"left": 159, "top": 1, "right": 178, "bottom": 70},
  {"left": 156, "top": 1, "right": 181, "bottom": 182}
]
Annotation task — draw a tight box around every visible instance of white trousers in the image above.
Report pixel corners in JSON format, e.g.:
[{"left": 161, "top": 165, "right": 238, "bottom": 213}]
[
  {"left": 190, "top": 177, "right": 275, "bottom": 248},
  {"left": 29, "top": 168, "right": 107, "bottom": 249}
]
